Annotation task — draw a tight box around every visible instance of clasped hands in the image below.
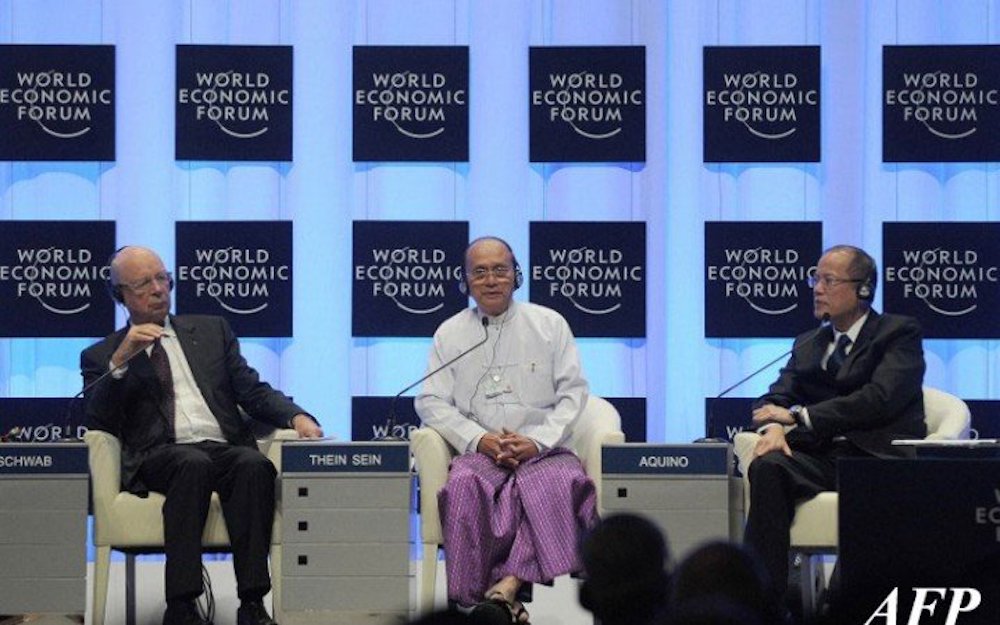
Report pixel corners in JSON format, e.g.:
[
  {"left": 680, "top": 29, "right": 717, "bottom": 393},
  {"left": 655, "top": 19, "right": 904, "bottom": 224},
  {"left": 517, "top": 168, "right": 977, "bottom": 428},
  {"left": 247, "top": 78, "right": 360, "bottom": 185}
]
[{"left": 478, "top": 428, "right": 539, "bottom": 468}]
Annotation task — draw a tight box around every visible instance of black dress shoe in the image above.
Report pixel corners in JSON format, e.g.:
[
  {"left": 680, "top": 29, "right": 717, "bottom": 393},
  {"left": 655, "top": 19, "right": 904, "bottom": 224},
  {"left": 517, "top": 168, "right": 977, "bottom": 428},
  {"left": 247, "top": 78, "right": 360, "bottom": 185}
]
[
  {"left": 163, "top": 601, "right": 211, "bottom": 625},
  {"left": 237, "top": 600, "right": 278, "bottom": 625}
]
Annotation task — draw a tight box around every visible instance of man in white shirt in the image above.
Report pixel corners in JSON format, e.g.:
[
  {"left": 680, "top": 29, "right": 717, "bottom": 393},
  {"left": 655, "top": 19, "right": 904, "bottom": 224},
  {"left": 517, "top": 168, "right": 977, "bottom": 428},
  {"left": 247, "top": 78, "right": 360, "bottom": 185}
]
[
  {"left": 415, "top": 236, "right": 595, "bottom": 622},
  {"left": 81, "top": 246, "right": 323, "bottom": 625}
]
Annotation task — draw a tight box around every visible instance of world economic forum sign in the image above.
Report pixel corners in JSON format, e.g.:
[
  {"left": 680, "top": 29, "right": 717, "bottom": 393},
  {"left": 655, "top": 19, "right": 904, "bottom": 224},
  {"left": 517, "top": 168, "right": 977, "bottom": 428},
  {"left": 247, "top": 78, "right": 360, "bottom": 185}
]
[
  {"left": 175, "top": 45, "right": 293, "bottom": 161},
  {"left": 883, "top": 45, "right": 1000, "bottom": 162},
  {"left": 0, "top": 221, "right": 115, "bottom": 337},
  {"left": 175, "top": 221, "right": 293, "bottom": 337},
  {"left": 705, "top": 221, "right": 821, "bottom": 338},
  {"left": 703, "top": 46, "right": 820, "bottom": 163},
  {"left": 882, "top": 222, "right": 1000, "bottom": 338},
  {"left": 529, "top": 46, "right": 646, "bottom": 163},
  {"left": 353, "top": 46, "right": 469, "bottom": 162},
  {"left": 352, "top": 220, "right": 468, "bottom": 337},
  {"left": 529, "top": 221, "right": 645, "bottom": 338},
  {"left": 0, "top": 45, "right": 115, "bottom": 161}
]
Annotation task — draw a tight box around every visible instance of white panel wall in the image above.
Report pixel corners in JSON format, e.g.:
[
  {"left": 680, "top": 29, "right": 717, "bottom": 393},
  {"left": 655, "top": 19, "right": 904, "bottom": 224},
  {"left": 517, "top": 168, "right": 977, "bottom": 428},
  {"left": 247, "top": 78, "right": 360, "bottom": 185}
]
[{"left": 1, "top": 0, "right": 998, "bottom": 443}]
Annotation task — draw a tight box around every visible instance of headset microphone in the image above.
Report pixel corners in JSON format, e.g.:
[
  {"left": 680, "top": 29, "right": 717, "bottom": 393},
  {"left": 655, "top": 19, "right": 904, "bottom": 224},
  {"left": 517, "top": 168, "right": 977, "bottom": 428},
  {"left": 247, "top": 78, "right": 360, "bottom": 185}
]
[
  {"left": 698, "top": 313, "right": 831, "bottom": 443},
  {"left": 376, "top": 316, "right": 491, "bottom": 442}
]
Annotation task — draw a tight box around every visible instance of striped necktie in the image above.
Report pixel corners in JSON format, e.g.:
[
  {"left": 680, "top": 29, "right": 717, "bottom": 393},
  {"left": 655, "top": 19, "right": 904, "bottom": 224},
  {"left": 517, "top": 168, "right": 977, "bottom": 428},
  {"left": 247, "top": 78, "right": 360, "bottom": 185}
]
[
  {"left": 148, "top": 338, "right": 175, "bottom": 432},
  {"left": 827, "top": 334, "right": 852, "bottom": 377}
]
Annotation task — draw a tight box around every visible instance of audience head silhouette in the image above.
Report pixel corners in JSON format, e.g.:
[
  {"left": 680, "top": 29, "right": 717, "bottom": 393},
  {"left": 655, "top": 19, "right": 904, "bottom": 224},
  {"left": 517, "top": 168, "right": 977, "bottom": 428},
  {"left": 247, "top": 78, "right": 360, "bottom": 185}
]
[
  {"left": 579, "top": 513, "right": 671, "bottom": 625},
  {"left": 669, "top": 541, "right": 784, "bottom": 625}
]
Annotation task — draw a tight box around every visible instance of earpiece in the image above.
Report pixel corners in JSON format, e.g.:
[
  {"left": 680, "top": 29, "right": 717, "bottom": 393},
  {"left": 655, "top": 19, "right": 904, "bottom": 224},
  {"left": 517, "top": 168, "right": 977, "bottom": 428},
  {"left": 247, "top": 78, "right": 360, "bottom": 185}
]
[{"left": 856, "top": 279, "right": 873, "bottom": 301}]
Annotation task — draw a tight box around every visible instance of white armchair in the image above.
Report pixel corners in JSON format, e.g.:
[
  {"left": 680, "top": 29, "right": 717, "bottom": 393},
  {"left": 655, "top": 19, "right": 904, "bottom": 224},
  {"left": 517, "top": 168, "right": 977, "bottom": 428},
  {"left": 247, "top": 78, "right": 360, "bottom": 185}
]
[
  {"left": 410, "top": 395, "right": 625, "bottom": 612},
  {"left": 733, "top": 386, "right": 971, "bottom": 613},
  {"left": 85, "top": 429, "right": 297, "bottom": 625}
]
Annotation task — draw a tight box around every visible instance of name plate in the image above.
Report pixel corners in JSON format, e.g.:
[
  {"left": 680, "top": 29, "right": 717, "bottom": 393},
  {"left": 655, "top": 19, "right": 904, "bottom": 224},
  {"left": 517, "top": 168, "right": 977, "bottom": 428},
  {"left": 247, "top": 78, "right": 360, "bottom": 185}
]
[
  {"left": 0, "top": 443, "right": 88, "bottom": 476},
  {"left": 602, "top": 444, "right": 731, "bottom": 476},
  {"left": 282, "top": 442, "right": 409, "bottom": 473}
]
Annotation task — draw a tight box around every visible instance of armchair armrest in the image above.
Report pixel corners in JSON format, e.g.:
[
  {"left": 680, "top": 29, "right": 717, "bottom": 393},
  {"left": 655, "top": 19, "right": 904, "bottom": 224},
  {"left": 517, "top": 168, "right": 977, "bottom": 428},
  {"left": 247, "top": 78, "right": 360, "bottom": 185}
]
[
  {"left": 569, "top": 397, "right": 625, "bottom": 477},
  {"left": 259, "top": 428, "right": 299, "bottom": 472},
  {"left": 84, "top": 430, "right": 123, "bottom": 518},
  {"left": 411, "top": 427, "right": 457, "bottom": 544},
  {"left": 733, "top": 431, "right": 761, "bottom": 520},
  {"left": 567, "top": 396, "right": 625, "bottom": 513}
]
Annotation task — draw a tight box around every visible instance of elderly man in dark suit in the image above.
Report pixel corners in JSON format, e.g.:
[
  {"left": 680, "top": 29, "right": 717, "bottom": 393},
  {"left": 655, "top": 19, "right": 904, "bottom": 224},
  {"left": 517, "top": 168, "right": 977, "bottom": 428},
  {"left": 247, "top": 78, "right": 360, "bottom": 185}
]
[
  {"left": 81, "top": 246, "right": 323, "bottom": 625},
  {"left": 743, "top": 245, "right": 926, "bottom": 602}
]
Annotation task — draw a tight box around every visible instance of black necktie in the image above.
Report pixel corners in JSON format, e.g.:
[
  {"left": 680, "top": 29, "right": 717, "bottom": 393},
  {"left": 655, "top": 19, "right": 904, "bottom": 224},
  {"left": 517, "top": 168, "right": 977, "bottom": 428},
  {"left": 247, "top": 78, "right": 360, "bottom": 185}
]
[
  {"left": 827, "top": 334, "right": 852, "bottom": 377},
  {"left": 148, "top": 338, "right": 175, "bottom": 432}
]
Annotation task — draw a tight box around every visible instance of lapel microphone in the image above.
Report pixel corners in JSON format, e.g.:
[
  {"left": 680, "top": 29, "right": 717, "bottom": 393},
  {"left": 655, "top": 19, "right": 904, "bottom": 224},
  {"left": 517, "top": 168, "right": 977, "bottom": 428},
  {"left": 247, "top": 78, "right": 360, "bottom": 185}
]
[
  {"left": 375, "top": 315, "right": 491, "bottom": 442},
  {"left": 699, "top": 313, "right": 831, "bottom": 443}
]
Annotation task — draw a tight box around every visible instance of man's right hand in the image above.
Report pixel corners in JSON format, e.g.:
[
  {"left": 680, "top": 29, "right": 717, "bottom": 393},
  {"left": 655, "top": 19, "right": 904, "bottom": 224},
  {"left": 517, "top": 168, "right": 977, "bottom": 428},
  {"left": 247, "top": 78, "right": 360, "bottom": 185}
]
[
  {"left": 111, "top": 323, "right": 164, "bottom": 369},
  {"left": 754, "top": 425, "right": 792, "bottom": 458},
  {"left": 477, "top": 432, "right": 503, "bottom": 461}
]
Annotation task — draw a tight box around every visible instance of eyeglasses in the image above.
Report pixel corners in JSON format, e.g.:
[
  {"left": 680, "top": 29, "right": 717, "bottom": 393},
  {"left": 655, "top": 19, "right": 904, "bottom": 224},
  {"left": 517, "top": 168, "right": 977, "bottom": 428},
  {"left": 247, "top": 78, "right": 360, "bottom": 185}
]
[
  {"left": 120, "top": 271, "right": 172, "bottom": 295},
  {"left": 807, "top": 274, "right": 862, "bottom": 289},
  {"left": 469, "top": 265, "right": 513, "bottom": 282}
]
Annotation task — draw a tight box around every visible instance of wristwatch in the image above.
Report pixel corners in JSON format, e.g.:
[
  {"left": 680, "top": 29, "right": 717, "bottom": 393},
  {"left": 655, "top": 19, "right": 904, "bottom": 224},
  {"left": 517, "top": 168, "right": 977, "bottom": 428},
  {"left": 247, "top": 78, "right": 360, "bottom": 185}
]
[{"left": 788, "top": 405, "right": 804, "bottom": 426}]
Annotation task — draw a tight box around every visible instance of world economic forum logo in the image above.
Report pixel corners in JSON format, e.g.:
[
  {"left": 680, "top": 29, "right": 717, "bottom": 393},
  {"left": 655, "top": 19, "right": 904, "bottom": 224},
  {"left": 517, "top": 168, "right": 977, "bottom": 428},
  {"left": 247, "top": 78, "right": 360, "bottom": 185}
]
[
  {"left": 883, "top": 46, "right": 1000, "bottom": 162},
  {"left": 352, "top": 221, "right": 468, "bottom": 337},
  {"left": 529, "top": 46, "right": 646, "bottom": 163},
  {"left": 0, "top": 221, "right": 115, "bottom": 338},
  {"left": 703, "top": 46, "right": 820, "bottom": 163},
  {"left": 529, "top": 222, "right": 645, "bottom": 338},
  {"left": 883, "top": 222, "right": 1000, "bottom": 338},
  {"left": 176, "top": 45, "right": 293, "bottom": 161},
  {"left": 175, "top": 221, "right": 293, "bottom": 337},
  {"left": 705, "top": 222, "right": 821, "bottom": 338},
  {"left": 353, "top": 46, "right": 469, "bottom": 162},
  {"left": 0, "top": 45, "right": 115, "bottom": 161}
]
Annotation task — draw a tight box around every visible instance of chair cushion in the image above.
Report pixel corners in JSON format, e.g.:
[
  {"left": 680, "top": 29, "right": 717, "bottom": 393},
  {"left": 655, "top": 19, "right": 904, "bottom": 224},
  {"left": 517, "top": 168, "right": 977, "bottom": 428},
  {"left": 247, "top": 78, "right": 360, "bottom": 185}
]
[
  {"left": 98, "top": 489, "right": 282, "bottom": 547},
  {"left": 789, "top": 492, "right": 838, "bottom": 548}
]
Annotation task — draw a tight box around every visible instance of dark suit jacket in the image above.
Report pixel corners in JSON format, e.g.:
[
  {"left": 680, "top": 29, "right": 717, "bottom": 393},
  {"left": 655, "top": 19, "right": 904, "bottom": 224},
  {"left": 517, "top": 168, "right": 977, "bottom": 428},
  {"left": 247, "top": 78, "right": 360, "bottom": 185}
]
[
  {"left": 755, "top": 310, "right": 926, "bottom": 458},
  {"left": 81, "top": 314, "right": 306, "bottom": 493}
]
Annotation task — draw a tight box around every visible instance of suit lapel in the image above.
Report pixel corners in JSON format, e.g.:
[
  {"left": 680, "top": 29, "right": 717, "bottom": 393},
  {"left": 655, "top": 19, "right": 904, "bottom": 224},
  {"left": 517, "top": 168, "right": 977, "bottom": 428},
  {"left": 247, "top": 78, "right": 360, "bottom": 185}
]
[{"left": 800, "top": 324, "right": 834, "bottom": 369}]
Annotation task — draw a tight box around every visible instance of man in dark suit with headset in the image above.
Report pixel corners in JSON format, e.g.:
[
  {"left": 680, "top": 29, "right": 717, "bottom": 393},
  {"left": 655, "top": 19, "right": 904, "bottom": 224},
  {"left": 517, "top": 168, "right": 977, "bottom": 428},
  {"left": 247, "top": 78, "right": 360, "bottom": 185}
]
[
  {"left": 742, "top": 245, "right": 926, "bottom": 606},
  {"left": 81, "top": 246, "right": 323, "bottom": 625}
]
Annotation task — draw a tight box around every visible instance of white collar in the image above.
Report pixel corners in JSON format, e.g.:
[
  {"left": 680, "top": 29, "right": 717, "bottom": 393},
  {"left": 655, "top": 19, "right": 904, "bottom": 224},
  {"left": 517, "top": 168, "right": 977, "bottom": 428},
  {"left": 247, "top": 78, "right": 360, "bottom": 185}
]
[{"left": 834, "top": 311, "right": 868, "bottom": 344}]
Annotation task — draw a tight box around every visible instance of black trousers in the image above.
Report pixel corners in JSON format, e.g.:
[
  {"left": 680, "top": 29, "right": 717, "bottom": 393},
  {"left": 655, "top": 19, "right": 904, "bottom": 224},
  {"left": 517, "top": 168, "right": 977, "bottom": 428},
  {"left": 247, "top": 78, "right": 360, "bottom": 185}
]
[
  {"left": 742, "top": 441, "right": 867, "bottom": 597},
  {"left": 139, "top": 441, "right": 277, "bottom": 602}
]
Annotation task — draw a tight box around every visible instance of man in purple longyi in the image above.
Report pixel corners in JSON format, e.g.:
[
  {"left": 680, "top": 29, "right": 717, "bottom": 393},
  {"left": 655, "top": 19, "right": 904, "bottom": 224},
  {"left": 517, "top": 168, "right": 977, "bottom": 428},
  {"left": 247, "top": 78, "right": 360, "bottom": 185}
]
[{"left": 415, "top": 236, "right": 597, "bottom": 624}]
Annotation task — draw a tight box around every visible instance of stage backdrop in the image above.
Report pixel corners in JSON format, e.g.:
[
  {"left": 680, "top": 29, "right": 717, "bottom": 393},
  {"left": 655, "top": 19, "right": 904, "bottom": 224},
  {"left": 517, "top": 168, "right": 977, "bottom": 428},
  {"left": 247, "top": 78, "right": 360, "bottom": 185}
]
[{"left": 0, "top": 0, "right": 999, "bottom": 445}]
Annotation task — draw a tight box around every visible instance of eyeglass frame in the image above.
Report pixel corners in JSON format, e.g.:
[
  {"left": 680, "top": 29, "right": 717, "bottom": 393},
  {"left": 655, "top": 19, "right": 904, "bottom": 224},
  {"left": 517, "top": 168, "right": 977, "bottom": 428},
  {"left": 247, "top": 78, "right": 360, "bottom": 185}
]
[
  {"left": 807, "top": 274, "right": 863, "bottom": 289},
  {"left": 118, "top": 271, "right": 173, "bottom": 295},
  {"left": 468, "top": 265, "right": 514, "bottom": 282}
]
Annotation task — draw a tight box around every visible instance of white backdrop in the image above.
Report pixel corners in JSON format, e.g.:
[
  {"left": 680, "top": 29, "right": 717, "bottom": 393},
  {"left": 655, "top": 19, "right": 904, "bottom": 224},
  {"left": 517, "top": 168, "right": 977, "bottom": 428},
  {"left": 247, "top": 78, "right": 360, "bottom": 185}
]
[{"left": 1, "top": 0, "right": 998, "bottom": 443}]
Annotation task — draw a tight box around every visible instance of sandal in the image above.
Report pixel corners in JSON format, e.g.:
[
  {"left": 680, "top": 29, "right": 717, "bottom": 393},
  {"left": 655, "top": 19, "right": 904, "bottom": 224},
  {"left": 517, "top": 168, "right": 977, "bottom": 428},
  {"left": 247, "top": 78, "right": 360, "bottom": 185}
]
[
  {"left": 470, "top": 592, "right": 530, "bottom": 624},
  {"left": 509, "top": 600, "right": 530, "bottom": 624}
]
